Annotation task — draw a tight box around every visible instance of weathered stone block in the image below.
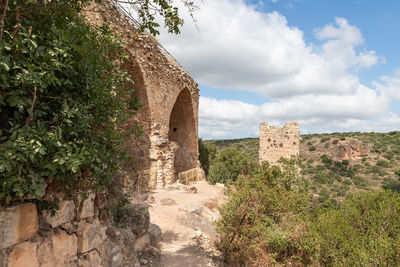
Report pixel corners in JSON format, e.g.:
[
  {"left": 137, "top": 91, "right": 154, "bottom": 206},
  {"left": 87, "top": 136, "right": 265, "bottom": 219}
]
[
  {"left": 79, "top": 194, "right": 95, "bottom": 219},
  {"left": 79, "top": 223, "right": 107, "bottom": 253},
  {"left": 51, "top": 229, "right": 78, "bottom": 266},
  {"left": 134, "top": 233, "right": 150, "bottom": 252},
  {"left": 8, "top": 242, "right": 39, "bottom": 267},
  {"left": 0, "top": 203, "right": 39, "bottom": 249},
  {"left": 42, "top": 200, "right": 75, "bottom": 228}
]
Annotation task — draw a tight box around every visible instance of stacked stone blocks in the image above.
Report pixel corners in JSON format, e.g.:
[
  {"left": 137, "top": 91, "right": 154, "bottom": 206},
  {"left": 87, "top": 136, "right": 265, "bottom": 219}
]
[{"left": 259, "top": 122, "right": 300, "bottom": 163}]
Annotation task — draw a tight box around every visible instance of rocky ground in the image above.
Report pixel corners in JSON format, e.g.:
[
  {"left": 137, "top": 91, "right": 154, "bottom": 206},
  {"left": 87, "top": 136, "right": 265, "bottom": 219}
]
[{"left": 146, "top": 181, "right": 226, "bottom": 267}]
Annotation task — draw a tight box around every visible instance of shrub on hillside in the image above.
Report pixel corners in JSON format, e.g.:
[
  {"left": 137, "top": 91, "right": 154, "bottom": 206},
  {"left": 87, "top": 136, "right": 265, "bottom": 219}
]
[
  {"left": 217, "top": 161, "right": 311, "bottom": 265},
  {"left": 307, "top": 190, "right": 400, "bottom": 266},
  {"left": 207, "top": 147, "right": 249, "bottom": 184},
  {"left": 198, "top": 138, "right": 216, "bottom": 175}
]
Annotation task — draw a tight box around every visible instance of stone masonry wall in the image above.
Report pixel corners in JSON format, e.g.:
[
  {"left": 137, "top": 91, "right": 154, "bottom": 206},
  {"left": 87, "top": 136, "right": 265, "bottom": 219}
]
[
  {"left": 0, "top": 194, "right": 162, "bottom": 267},
  {"left": 259, "top": 122, "right": 300, "bottom": 164}
]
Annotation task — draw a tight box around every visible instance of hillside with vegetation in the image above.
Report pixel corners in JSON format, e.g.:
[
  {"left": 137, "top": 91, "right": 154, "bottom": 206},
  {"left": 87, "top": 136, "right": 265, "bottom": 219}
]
[
  {"left": 204, "top": 131, "right": 400, "bottom": 204},
  {"left": 200, "top": 131, "right": 400, "bottom": 265}
]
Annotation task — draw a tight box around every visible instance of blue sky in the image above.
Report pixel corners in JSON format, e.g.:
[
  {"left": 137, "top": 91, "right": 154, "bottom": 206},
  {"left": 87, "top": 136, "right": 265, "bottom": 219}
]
[{"left": 158, "top": 0, "right": 400, "bottom": 139}]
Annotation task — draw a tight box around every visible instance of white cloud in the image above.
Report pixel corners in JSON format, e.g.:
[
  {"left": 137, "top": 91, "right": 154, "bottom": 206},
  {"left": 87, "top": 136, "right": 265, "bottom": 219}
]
[
  {"left": 373, "top": 70, "right": 400, "bottom": 100},
  {"left": 154, "top": 0, "right": 398, "bottom": 138},
  {"left": 199, "top": 94, "right": 394, "bottom": 139},
  {"left": 158, "top": 1, "right": 380, "bottom": 98}
]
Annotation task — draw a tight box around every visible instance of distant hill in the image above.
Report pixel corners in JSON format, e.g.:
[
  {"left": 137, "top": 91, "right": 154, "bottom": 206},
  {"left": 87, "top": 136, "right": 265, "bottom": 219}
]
[{"left": 204, "top": 131, "right": 400, "bottom": 203}]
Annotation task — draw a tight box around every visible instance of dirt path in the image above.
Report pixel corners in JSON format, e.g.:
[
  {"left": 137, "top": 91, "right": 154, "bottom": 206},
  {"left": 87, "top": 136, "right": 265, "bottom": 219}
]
[{"left": 148, "top": 181, "right": 225, "bottom": 267}]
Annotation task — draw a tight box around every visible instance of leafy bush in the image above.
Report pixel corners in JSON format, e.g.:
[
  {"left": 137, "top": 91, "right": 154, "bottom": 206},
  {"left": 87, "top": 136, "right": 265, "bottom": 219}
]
[
  {"left": 198, "top": 138, "right": 216, "bottom": 175},
  {"left": 309, "top": 146, "right": 316, "bottom": 151},
  {"left": 307, "top": 191, "right": 400, "bottom": 266},
  {"left": 217, "top": 161, "right": 310, "bottom": 265},
  {"left": 207, "top": 147, "right": 249, "bottom": 184},
  {"left": 320, "top": 137, "right": 330, "bottom": 143},
  {"left": 332, "top": 139, "right": 339, "bottom": 144},
  {"left": 0, "top": 1, "right": 138, "bottom": 203},
  {"left": 321, "top": 154, "right": 332, "bottom": 166}
]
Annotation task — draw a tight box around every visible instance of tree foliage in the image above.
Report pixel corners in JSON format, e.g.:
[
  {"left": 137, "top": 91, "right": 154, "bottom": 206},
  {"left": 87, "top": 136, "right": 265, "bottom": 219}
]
[
  {"left": 207, "top": 147, "right": 249, "bottom": 184},
  {"left": 0, "top": 0, "right": 139, "bottom": 203},
  {"left": 198, "top": 138, "right": 216, "bottom": 176},
  {"left": 113, "top": 0, "right": 198, "bottom": 36}
]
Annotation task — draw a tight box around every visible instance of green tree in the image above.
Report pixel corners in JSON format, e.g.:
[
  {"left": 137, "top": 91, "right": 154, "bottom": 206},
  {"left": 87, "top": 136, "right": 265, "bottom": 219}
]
[
  {"left": 198, "top": 138, "right": 216, "bottom": 175},
  {"left": 207, "top": 147, "right": 249, "bottom": 184}
]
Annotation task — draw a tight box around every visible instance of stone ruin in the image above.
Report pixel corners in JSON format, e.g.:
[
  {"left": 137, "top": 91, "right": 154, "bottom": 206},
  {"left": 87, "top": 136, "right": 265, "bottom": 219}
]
[
  {"left": 259, "top": 122, "right": 300, "bottom": 164},
  {"left": 84, "top": 2, "right": 203, "bottom": 192}
]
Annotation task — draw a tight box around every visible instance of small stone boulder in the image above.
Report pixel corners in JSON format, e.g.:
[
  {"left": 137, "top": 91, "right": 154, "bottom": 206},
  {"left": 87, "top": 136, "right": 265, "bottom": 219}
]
[
  {"left": 159, "top": 198, "right": 177, "bottom": 206},
  {"left": 134, "top": 233, "right": 150, "bottom": 252},
  {"left": 182, "top": 204, "right": 201, "bottom": 215},
  {"left": 148, "top": 224, "right": 162, "bottom": 246},
  {"left": 0, "top": 202, "right": 39, "bottom": 249},
  {"left": 177, "top": 212, "right": 215, "bottom": 236}
]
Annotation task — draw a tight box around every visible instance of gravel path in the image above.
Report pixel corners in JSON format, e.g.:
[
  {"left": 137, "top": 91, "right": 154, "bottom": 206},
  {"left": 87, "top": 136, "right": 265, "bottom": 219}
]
[{"left": 148, "top": 181, "right": 225, "bottom": 267}]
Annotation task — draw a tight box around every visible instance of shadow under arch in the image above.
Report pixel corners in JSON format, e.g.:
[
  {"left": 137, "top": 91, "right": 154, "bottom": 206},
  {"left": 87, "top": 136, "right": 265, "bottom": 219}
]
[{"left": 168, "top": 87, "right": 198, "bottom": 174}]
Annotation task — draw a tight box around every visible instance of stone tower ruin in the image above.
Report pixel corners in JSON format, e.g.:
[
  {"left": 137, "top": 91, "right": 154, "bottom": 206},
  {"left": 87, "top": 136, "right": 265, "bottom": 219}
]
[{"left": 259, "top": 122, "right": 300, "bottom": 163}]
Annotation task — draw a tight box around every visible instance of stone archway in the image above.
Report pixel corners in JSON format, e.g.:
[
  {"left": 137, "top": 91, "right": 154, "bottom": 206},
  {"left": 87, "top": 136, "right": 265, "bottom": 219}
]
[{"left": 168, "top": 88, "right": 198, "bottom": 175}]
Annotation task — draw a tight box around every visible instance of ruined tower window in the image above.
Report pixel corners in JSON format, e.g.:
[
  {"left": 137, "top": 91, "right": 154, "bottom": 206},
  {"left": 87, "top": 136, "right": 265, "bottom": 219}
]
[
  {"left": 268, "top": 138, "right": 271, "bottom": 142},
  {"left": 293, "top": 142, "right": 296, "bottom": 145},
  {"left": 279, "top": 143, "right": 283, "bottom": 148},
  {"left": 173, "top": 128, "right": 177, "bottom": 132}
]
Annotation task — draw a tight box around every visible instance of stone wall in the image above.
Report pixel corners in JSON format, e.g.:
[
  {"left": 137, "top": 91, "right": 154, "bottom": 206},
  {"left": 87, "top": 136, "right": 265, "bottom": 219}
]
[
  {"left": 0, "top": 195, "right": 162, "bottom": 267},
  {"left": 84, "top": 1, "right": 202, "bottom": 192},
  {"left": 259, "top": 122, "right": 300, "bottom": 163}
]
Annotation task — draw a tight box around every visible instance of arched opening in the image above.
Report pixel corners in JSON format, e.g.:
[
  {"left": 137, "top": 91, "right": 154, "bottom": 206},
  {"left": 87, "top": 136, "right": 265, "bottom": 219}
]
[{"left": 168, "top": 88, "right": 198, "bottom": 174}]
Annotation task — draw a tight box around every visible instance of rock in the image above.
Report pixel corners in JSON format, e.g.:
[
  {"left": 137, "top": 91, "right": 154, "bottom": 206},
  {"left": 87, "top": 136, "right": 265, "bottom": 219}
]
[
  {"left": 0, "top": 249, "right": 7, "bottom": 267},
  {"left": 51, "top": 229, "right": 78, "bottom": 266},
  {"left": 99, "top": 239, "right": 123, "bottom": 267},
  {"left": 134, "top": 233, "right": 150, "bottom": 252},
  {"left": 79, "top": 194, "right": 95, "bottom": 219},
  {"left": 215, "top": 183, "right": 226, "bottom": 189},
  {"left": 114, "top": 204, "right": 150, "bottom": 235},
  {"left": 147, "top": 195, "right": 155, "bottom": 204},
  {"left": 36, "top": 236, "right": 55, "bottom": 267},
  {"left": 160, "top": 198, "right": 177, "bottom": 206},
  {"left": 177, "top": 212, "right": 215, "bottom": 236},
  {"left": 8, "top": 242, "right": 39, "bottom": 267},
  {"left": 184, "top": 185, "right": 197, "bottom": 193},
  {"left": 182, "top": 204, "right": 201, "bottom": 215},
  {"left": 80, "top": 250, "right": 102, "bottom": 267},
  {"left": 42, "top": 200, "right": 75, "bottom": 228},
  {"left": 143, "top": 245, "right": 161, "bottom": 258},
  {"left": 0, "top": 202, "right": 39, "bottom": 249},
  {"left": 203, "top": 199, "right": 219, "bottom": 211},
  {"left": 78, "top": 222, "right": 107, "bottom": 253},
  {"left": 60, "top": 222, "right": 75, "bottom": 234},
  {"left": 148, "top": 224, "right": 162, "bottom": 246}
]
